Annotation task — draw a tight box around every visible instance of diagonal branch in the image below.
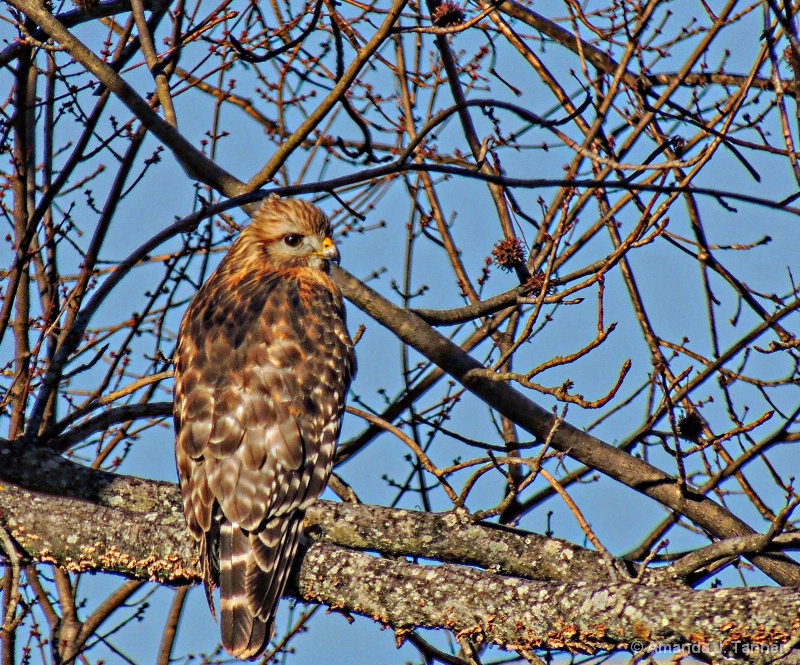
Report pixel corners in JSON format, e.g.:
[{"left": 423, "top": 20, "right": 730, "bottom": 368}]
[
  {"left": 244, "top": 0, "right": 409, "bottom": 189},
  {"left": 5, "top": 0, "right": 241, "bottom": 194},
  {"left": 331, "top": 266, "right": 800, "bottom": 587}
]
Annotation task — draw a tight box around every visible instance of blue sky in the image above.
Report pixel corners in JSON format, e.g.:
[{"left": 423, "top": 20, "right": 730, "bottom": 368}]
[{"left": 2, "top": 1, "right": 800, "bottom": 663}]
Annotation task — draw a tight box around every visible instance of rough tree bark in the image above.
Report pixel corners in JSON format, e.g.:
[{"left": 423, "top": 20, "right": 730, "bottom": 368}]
[{"left": 2, "top": 441, "right": 800, "bottom": 662}]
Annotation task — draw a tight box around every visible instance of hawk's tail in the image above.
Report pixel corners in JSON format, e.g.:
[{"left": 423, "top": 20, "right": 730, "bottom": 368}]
[
  {"left": 219, "top": 522, "right": 268, "bottom": 659},
  {"left": 218, "top": 514, "right": 305, "bottom": 660}
]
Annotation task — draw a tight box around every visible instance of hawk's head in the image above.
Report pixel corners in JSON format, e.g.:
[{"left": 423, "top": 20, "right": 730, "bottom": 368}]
[{"left": 240, "top": 197, "right": 339, "bottom": 271}]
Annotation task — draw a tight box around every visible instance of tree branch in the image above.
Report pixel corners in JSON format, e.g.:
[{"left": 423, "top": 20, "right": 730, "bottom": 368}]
[
  {"left": 5, "top": 0, "right": 241, "bottom": 194},
  {"left": 331, "top": 266, "right": 800, "bottom": 586},
  {"left": 299, "top": 544, "right": 800, "bottom": 659},
  {"left": 1, "top": 470, "right": 798, "bottom": 660},
  {"left": 0, "top": 441, "right": 626, "bottom": 586},
  {"left": 1, "top": 447, "right": 799, "bottom": 660}
]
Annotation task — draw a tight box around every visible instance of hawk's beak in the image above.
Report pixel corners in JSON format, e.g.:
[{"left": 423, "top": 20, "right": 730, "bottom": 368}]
[{"left": 321, "top": 236, "right": 340, "bottom": 264}]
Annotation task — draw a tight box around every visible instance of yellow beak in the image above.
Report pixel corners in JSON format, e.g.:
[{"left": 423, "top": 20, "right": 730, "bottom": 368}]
[{"left": 321, "top": 236, "right": 340, "bottom": 264}]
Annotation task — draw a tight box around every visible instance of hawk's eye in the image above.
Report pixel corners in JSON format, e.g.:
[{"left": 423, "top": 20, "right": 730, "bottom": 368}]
[{"left": 283, "top": 234, "right": 303, "bottom": 247}]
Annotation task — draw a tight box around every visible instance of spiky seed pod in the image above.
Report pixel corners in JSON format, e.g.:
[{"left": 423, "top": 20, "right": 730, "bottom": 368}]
[
  {"left": 677, "top": 412, "right": 704, "bottom": 442},
  {"left": 492, "top": 237, "right": 526, "bottom": 271},
  {"left": 432, "top": 1, "right": 465, "bottom": 27}
]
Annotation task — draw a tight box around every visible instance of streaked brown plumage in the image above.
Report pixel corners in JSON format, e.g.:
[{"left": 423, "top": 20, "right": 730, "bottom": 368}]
[{"left": 173, "top": 197, "right": 355, "bottom": 659}]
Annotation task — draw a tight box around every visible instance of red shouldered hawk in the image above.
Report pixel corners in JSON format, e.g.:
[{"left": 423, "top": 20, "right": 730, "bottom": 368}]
[{"left": 173, "top": 197, "right": 355, "bottom": 660}]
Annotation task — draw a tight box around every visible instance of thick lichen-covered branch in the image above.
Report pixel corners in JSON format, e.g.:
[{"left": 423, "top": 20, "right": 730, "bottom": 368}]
[
  {"left": 299, "top": 544, "right": 800, "bottom": 659},
  {"left": 1, "top": 444, "right": 800, "bottom": 660},
  {"left": 0, "top": 441, "right": 619, "bottom": 585}
]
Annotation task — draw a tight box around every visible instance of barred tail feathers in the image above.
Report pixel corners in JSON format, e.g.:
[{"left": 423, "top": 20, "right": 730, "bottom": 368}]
[
  {"left": 219, "top": 522, "right": 269, "bottom": 660},
  {"left": 248, "top": 512, "right": 305, "bottom": 620},
  {"left": 218, "top": 513, "right": 305, "bottom": 660}
]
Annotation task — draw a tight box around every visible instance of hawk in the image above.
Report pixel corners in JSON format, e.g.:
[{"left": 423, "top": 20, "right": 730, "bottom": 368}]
[{"left": 173, "top": 197, "right": 355, "bottom": 659}]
